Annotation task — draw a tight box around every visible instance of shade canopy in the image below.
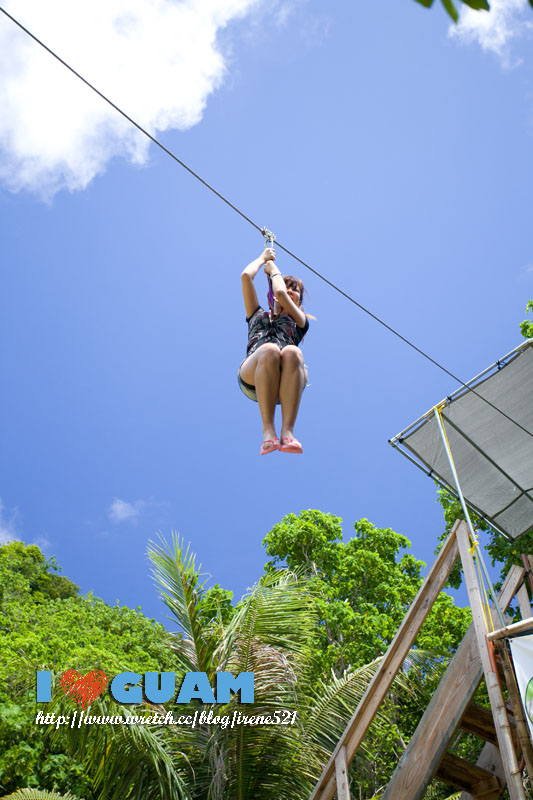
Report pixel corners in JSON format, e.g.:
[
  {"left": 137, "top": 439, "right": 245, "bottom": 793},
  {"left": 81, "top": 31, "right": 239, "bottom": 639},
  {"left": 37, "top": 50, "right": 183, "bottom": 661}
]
[{"left": 390, "top": 340, "right": 533, "bottom": 541}]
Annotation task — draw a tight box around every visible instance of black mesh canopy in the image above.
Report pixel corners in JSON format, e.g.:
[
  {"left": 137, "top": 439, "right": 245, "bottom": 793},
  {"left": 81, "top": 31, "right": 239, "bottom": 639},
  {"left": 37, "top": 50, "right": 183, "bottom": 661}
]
[{"left": 390, "top": 341, "right": 533, "bottom": 541}]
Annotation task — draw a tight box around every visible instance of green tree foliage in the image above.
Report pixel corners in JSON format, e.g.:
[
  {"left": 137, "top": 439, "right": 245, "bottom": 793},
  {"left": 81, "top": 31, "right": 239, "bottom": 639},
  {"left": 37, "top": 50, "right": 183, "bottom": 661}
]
[
  {"left": 262, "top": 511, "right": 471, "bottom": 797},
  {"left": 55, "top": 535, "right": 436, "bottom": 800},
  {"left": 3, "top": 523, "right": 472, "bottom": 800},
  {"left": 0, "top": 542, "right": 177, "bottom": 796},
  {"left": 414, "top": 0, "right": 533, "bottom": 24},
  {"left": 0, "top": 542, "right": 79, "bottom": 605},
  {"left": 263, "top": 510, "right": 470, "bottom": 679}
]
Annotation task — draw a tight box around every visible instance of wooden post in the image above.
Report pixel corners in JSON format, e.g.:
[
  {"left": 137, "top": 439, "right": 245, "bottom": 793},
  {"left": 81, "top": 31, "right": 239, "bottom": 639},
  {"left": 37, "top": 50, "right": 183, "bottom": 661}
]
[
  {"left": 521, "top": 555, "right": 533, "bottom": 596},
  {"left": 496, "top": 640, "right": 533, "bottom": 785},
  {"left": 381, "top": 563, "right": 524, "bottom": 800},
  {"left": 334, "top": 746, "right": 350, "bottom": 800},
  {"left": 516, "top": 582, "right": 531, "bottom": 621},
  {"left": 456, "top": 521, "right": 526, "bottom": 800},
  {"left": 309, "top": 526, "right": 460, "bottom": 800}
]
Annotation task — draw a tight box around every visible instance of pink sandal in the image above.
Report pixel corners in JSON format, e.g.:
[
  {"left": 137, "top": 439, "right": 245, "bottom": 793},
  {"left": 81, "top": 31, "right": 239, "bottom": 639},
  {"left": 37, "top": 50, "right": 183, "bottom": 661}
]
[
  {"left": 260, "top": 438, "right": 280, "bottom": 455},
  {"left": 279, "top": 437, "right": 303, "bottom": 454}
]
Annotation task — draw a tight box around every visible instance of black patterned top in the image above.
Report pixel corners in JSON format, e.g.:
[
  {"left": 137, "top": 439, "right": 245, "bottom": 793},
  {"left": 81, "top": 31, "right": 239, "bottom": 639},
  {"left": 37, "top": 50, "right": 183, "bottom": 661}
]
[{"left": 245, "top": 306, "right": 309, "bottom": 357}]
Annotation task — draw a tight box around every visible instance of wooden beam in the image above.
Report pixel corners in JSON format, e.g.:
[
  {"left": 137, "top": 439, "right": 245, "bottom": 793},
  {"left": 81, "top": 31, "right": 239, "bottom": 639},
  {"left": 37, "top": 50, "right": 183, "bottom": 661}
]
[
  {"left": 487, "top": 617, "right": 533, "bottom": 641},
  {"left": 309, "top": 526, "right": 460, "bottom": 800},
  {"left": 459, "top": 744, "right": 505, "bottom": 800},
  {"left": 436, "top": 752, "right": 502, "bottom": 799},
  {"left": 461, "top": 703, "right": 498, "bottom": 745},
  {"left": 380, "top": 560, "right": 524, "bottom": 800}
]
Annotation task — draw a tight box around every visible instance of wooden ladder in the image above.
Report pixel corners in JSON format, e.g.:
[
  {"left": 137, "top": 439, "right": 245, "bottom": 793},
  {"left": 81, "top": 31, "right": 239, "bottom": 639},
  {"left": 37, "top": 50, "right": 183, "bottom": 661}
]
[{"left": 309, "top": 521, "right": 533, "bottom": 800}]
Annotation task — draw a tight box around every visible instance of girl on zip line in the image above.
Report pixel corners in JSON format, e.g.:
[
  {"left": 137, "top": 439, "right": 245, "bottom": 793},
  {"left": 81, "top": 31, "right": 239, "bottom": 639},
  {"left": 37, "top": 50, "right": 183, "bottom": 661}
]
[{"left": 238, "top": 247, "right": 310, "bottom": 455}]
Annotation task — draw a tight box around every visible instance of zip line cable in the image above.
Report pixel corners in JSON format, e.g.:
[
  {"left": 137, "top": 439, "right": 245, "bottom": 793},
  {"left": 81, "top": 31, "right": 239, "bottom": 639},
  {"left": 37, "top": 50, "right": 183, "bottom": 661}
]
[{"left": 1, "top": 5, "right": 532, "bottom": 441}]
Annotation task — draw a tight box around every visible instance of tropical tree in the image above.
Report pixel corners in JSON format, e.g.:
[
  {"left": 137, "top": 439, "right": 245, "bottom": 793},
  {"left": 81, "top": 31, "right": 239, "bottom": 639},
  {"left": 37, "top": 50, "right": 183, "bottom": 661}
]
[
  {"left": 262, "top": 510, "right": 472, "bottom": 796},
  {"left": 4, "top": 521, "right": 474, "bottom": 799},
  {"left": 0, "top": 542, "right": 177, "bottom": 796},
  {"left": 0, "top": 541, "right": 79, "bottom": 605},
  {"left": 263, "top": 510, "right": 470, "bottom": 680}
]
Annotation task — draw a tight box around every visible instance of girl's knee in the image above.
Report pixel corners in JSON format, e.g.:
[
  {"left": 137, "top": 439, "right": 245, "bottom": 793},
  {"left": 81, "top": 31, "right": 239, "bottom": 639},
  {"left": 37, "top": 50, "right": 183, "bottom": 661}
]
[
  {"left": 257, "top": 344, "right": 281, "bottom": 364},
  {"left": 281, "top": 346, "right": 304, "bottom": 366}
]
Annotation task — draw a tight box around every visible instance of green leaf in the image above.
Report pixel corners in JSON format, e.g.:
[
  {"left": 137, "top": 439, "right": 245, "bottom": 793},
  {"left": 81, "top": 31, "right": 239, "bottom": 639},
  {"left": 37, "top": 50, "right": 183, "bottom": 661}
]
[
  {"left": 461, "top": 0, "right": 490, "bottom": 9},
  {"left": 414, "top": 0, "right": 435, "bottom": 7},
  {"left": 441, "top": 0, "right": 459, "bottom": 21}
]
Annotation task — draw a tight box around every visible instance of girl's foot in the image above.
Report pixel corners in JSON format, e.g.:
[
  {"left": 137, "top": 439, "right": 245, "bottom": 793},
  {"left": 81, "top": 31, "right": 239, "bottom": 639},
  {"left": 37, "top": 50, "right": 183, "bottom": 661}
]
[
  {"left": 260, "top": 438, "right": 280, "bottom": 455},
  {"left": 279, "top": 437, "right": 303, "bottom": 454}
]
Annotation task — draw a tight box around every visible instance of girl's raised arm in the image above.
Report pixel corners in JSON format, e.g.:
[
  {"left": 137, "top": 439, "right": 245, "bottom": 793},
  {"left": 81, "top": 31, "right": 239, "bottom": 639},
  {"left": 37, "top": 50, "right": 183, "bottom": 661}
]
[{"left": 241, "top": 248, "right": 274, "bottom": 318}]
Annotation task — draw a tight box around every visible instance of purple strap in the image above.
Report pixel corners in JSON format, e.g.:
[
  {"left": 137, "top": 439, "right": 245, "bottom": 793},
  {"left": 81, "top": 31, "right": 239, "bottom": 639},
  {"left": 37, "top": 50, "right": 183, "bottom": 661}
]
[{"left": 267, "top": 275, "right": 274, "bottom": 310}]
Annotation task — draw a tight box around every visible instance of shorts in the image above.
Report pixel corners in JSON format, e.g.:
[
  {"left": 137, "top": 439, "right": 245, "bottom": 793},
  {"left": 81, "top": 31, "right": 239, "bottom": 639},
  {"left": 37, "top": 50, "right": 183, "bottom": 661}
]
[{"left": 237, "top": 363, "right": 308, "bottom": 404}]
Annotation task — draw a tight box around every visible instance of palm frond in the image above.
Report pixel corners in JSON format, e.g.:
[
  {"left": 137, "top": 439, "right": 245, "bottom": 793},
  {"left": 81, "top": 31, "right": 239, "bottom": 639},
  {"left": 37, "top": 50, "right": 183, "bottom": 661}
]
[
  {"left": 301, "top": 649, "right": 440, "bottom": 776},
  {"left": 148, "top": 534, "right": 214, "bottom": 672},
  {"left": 207, "top": 572, "right": 318, "bottom": 800},
  {"left": 303, "top": 658, "right": 386, "bottom": 753},
  {"left": 220, "top": 570, "right": 315, "bottom": 674},
  {"left": 47, "top": 691, "right": 191, "bottom": 800}
]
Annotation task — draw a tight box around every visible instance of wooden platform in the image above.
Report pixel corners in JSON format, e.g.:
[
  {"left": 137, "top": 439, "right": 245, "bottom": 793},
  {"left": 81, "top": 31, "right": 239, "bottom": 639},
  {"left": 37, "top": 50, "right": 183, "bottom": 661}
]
[{"left": 308, "top": 521, "right": 533, "bottom": 800}]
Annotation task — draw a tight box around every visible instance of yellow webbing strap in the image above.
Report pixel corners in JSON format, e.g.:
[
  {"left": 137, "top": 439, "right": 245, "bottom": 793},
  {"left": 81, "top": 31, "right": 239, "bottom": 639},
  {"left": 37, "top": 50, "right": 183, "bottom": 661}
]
[
  {"left": 475, "top": 542, "right": 494, "bottom": 631},
  {"left": 436, "top": 404, "right": 495, "bottom": 632}
]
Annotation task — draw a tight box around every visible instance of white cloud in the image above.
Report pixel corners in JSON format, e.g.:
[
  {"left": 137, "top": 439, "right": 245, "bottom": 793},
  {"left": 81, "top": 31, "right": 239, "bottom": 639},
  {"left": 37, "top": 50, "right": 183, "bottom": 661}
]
[
  {"left": 0, "top": 498, "right": 19, "bottom": 544},
  {"left": 449, "top": 0, "right": 533, "bottom": 68},
  {"left": 108, "top": 497, "right": 147, "bottom": 522},
  {"left": 0, "top": 0, "right": 265, "bottom": 198}
]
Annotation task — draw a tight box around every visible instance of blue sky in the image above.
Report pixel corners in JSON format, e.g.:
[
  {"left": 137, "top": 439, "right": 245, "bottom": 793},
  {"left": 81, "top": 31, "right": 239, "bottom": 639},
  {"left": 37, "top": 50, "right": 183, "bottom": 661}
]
[{"left": 1, "top": 0, "right": 532, "bottom": 625}]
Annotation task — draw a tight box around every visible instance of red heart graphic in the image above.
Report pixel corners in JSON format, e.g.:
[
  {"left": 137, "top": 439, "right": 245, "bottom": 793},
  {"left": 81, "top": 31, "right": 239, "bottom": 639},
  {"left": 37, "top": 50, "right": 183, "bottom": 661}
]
[{"left": 60, "top": 669, "right": 108, "bottom": 709}]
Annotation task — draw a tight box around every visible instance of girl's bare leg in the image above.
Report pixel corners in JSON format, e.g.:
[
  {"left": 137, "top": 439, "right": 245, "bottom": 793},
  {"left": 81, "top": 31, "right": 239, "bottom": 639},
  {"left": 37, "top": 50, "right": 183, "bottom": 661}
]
[
  {"left": 278, "top": 346, "right": 306, "bottom": 441},
  {"left": 240, "top": 344, "right": 281, "bottom": 441}
]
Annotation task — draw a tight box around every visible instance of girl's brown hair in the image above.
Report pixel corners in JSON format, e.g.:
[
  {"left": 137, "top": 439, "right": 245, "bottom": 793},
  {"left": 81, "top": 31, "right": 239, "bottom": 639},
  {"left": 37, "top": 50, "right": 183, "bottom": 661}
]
[{"left": 283, "top": 276, "right": 305, "bottom": 304}]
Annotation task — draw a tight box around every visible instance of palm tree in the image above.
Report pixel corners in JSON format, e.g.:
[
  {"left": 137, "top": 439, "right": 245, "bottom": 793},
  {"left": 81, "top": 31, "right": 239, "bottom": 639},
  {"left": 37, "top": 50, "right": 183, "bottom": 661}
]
[{"left": 149, "top": 537, "right": 320, "bottom": 799}]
